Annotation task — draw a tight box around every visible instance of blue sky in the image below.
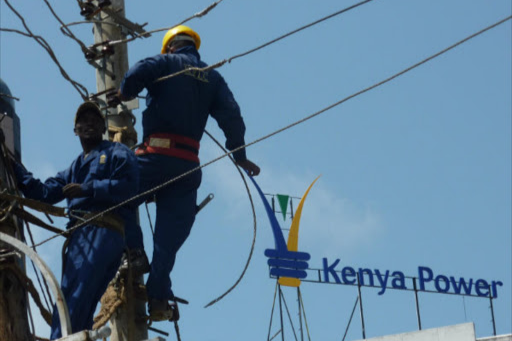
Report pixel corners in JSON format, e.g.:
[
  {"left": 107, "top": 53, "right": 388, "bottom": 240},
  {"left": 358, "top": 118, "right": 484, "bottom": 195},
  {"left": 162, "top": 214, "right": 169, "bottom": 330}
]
[{"left": 1, "top": 1, "right": 511, "bottom": 340}]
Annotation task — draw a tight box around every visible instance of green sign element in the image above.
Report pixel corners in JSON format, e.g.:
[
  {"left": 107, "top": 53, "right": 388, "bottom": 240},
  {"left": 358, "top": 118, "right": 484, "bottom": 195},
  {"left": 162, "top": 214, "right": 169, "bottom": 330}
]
[{"left": 276, "top": 194, "right": 289, "bottom": 220}]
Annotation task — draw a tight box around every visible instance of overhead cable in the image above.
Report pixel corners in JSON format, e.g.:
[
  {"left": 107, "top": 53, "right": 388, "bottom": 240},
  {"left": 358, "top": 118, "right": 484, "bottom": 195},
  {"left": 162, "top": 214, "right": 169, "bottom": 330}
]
[
  {"left": 41, "top": 0, "right": 91, "bottom": 55},
  {"left": 26, "top": 223, "right": 54, "bottom": 312},
  {"left": 0, "top": 139, "right": 56, "bottom": 311},
  {"left": 31, "top": 16, "right": 512, "bottom": 252},
  {"left": 202, "top": 131, "right": 257, "bottom": 308},
  {"left": 2, "top": 0, "right": 89, "bottom": 99},
  {"left": 154, "top": 0, "right": 375, "bottom": 84},
  {"left": 0, "top": 92, "right": 20, "bottom": 101},
  {"left": 107, "top": 0, "right": 225, "bottom": 47}
]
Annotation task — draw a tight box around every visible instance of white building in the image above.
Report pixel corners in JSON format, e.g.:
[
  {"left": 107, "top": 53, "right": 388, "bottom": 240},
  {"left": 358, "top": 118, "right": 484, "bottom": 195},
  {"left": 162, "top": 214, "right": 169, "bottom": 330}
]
[{"left": 354, "top": 323, "right": 512, "bottom": 341}]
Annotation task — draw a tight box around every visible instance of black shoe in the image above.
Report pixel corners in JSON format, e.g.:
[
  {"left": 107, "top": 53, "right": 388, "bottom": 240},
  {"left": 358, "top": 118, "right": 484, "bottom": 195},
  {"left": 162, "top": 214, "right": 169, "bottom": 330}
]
[
  {"left": 148, "top": 299, "right": 180, "bottom": 322},
  {"left": 118, "top": 249, "right": 150, "bottom": 276}
]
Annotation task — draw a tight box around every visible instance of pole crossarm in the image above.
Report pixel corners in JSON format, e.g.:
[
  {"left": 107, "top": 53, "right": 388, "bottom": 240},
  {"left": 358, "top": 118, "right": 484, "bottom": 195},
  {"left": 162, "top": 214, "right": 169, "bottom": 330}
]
[{"left": 101, "top": 7, "right": 149, "bottom": 37}]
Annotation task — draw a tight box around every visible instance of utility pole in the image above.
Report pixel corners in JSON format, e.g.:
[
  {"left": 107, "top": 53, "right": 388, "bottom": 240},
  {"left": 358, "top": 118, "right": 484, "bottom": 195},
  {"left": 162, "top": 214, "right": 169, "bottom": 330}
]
[
  {"left": 0, "top": 79, "right": 31, "bottom": 341},
  {"left": 83, "top": 1, "right": 148, "bottom": 340}
]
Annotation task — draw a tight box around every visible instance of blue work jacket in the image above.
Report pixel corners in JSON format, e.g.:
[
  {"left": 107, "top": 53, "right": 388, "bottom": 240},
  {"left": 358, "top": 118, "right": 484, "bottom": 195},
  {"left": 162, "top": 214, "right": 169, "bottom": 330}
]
[
  {"left": 120, "top": 46, "right": 247, "bottom": 162},
  {"left": 14, "top": 140, "right": 139, "bottom": 228}
]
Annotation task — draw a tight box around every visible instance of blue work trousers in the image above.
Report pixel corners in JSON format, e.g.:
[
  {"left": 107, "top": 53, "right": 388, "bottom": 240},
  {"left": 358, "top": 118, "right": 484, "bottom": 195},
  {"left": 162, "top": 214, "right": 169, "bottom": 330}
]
[
  {"left": 136, "top": 154, "right": 201, "bottom": 301},
  {"left": 50, "top": 225, "right": 123, "bottom": 340}
]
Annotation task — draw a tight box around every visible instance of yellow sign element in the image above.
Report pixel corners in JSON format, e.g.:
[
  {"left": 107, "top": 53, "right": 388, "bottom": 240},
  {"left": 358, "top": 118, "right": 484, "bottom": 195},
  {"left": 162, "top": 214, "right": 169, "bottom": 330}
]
[
  {"left": 279, "top": 277, "right": 302, "bottom": 287},
  {"left": 278, "top": 175, "right": 321, "bottom": 287}
]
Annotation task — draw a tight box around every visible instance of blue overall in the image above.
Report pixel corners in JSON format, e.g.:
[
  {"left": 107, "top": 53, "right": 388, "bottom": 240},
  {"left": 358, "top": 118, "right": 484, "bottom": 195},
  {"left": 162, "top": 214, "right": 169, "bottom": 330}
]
[
  {"left": 120, "top": 45, "right": 248, "bottom": 301},
  {"left": 14, "top": 140, "right": 139, "bottom": 339}
]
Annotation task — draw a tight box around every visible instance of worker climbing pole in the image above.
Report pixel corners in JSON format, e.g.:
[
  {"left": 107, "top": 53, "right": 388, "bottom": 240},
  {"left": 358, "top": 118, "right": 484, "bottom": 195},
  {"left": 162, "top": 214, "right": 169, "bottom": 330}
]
[
  {"left": 0, "top": 78, "right": 31, "bottom": 341},
  {"left": 80, "top": 0, "right": 148, "bottom": 340}
]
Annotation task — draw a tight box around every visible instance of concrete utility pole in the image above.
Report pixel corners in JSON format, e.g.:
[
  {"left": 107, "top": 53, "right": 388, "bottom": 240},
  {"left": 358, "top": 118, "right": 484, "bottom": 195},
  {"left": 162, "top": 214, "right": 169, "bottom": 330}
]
[
  {"left": 0, "top": 79, "right": 31, "bottom": 341},
  {"left": 86, "top": 1, "right": 147, "bottom": 340}
]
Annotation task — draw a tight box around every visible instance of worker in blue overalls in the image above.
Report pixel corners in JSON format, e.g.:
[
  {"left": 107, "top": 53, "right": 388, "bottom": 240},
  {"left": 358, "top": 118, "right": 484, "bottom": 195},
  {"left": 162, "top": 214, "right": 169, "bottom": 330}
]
[
  {"left": 116, "top": 25, "right": 260, "bottom": 321},
  {"left": 13, "top": 101, "right": 139, "bottom": 339}
]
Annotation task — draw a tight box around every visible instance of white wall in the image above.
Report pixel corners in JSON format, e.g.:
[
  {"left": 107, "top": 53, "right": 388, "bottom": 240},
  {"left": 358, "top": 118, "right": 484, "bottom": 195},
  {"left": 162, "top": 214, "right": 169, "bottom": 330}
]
[{"left": 353, "top": 323, "right": 476, "bottom": 341}]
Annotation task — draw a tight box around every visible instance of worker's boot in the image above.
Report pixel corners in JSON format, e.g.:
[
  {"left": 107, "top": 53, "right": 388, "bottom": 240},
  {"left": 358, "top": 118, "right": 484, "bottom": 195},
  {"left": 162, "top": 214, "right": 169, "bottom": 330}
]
[
  {"left": 148, "top": 299, "right": 180, "bottom": 322},
  {"left": 118, "top": 248, "right": 150, "bottom": 276}
]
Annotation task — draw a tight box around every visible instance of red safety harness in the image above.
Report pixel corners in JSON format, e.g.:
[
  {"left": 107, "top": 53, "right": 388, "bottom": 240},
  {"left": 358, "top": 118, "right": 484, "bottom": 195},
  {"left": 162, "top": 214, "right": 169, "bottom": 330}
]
[{"left": 135, "top": 133, "right": 200, "bottom": 163}]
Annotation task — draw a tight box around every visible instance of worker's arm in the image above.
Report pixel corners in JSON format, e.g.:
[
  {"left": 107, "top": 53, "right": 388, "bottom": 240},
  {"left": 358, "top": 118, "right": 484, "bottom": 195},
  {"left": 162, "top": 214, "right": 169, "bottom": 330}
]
[
  {"left": 80, "top": 145, "right": 139, "bottom": 205},
  {"left": 210, "top": 74, "right": 260, "bottom": 176},
  {"left": 119, "top": 55, "right": 172, "bottom": 100},
  {"left": 13, "top": 161, "right": 68, "bottom": 204},
  {"left": 210, "top": 75, "right": 247, "bottom": 161}
]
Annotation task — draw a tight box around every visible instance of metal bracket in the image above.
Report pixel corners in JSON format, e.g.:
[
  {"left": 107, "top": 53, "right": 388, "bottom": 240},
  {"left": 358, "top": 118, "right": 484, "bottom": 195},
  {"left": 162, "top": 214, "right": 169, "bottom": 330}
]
[
  {"left": 117, "top": 98, "right": 139, "bottom": 112},
  {"left": 86, "top": 59, "right": 117, "bottom": 80},
  {"left": 101, "top": 7, "right": 149, "bottom": 37},
  {"left": 148, "top": 325, "right": 169, "bottom": 337},
  {"left": 85, "top": 42, "right": 115, "bottom": 61},
  {"left": 197, "top": 193, "right": 214, "bottom": 213}
]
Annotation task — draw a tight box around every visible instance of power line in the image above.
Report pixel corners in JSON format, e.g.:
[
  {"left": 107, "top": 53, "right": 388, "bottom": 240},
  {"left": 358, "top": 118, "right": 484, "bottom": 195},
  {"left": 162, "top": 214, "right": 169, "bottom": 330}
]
[
  {"left": 106, "top": 0, "right": 225, "bottom": 47},
  {"left": 41, "top": 0, "right": 90, "bottom": 55},
  {"left": 230, "top": 0, "right": 374, "bottom": 62},
  {"left": 30, "top": 15, "right": 512, "bottom": 250},
  {"left": 202, "top": 130, "right": 258, "bottom": 308},
  {"left": 154, "top": 0, "right": 376, "bottom": 84},
  {"left": 2, "top": 0, "right": 89, "bottom": 99},
  {"left": 0, "top": 92, "right": 20, "bottom": 101}
]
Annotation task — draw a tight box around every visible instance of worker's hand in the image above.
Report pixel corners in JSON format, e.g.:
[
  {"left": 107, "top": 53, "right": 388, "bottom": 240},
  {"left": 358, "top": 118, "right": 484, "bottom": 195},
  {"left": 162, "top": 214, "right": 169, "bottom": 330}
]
[
  {"left": 62, "top": 183, "right": 86, "bottom": 198},
  {"left": 237, "top": 159, "right": 260, "bottom": 176},
  {"left": 106, "top": 90, "right": 122, "bottom": 108},
  {"left": 117, "top": 89, "right": 131, "bottom": 101}
]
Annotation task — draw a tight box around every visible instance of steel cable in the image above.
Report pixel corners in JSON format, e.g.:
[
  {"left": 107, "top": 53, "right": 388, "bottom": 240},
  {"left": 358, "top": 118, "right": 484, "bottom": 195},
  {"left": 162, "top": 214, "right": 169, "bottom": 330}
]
[
  {"left": 0, "top": 139, "right": 56, "bottom": 312},
  {"left": 106, "top": 0, "right": 225, "bottom": 47},
  {"left": 41, "top": 0, "right": 91, "bottom": 55},
  {"left": 0, "top": 92, "right": 20, "bottom": 101},
  {"left": 26, "top": 222, "right": 54, "bottom": 312},
  {"left": 203, "top": 130, "right": 257, "bottom": 308},
  {"left": 30, "top": 15, "right": 511, "bottom": 251},
  {"left": 34, "top": 16, "right": 512, "bottom": 247},
  {"left": 2, "top": 0, "right": 89, "bottom": 99},
  {"left": 154, "top": 0, "right": 375, "bottom": 84}
]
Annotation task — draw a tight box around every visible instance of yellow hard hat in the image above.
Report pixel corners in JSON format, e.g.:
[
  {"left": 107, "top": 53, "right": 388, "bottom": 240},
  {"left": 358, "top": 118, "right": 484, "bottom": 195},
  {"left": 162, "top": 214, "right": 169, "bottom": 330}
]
[{"left": 161, "top": 25, "right": 201, "bottom": 53}]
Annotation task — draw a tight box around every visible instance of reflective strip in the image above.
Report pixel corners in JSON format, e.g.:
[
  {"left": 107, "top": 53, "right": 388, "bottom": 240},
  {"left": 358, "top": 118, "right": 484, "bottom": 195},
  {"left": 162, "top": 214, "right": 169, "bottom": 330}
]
[{"left": 149, "top": 137, "right": 172, "bottom": 148}]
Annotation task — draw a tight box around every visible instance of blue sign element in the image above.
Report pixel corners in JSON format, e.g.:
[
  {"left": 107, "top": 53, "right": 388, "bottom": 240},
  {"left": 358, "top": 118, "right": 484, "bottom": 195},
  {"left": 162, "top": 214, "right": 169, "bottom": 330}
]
[
  {"left": 322, "top": 258, "right": 504, "bottom": 298},
  {"left": 248, "top": 176, "right": 310, "bottom": 282}
]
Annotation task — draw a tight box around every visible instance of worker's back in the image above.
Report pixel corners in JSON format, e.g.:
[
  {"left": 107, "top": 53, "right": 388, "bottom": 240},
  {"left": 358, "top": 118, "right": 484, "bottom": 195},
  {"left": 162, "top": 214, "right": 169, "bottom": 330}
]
[{"left": 138, "top": 46, "right": 242, "bottom": 143}]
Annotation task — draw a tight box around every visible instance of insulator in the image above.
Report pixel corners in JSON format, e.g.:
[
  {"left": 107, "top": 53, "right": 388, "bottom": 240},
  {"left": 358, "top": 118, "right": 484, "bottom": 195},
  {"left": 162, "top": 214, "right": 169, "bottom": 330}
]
[{"left": 80, "top": 2, "right": 96, "bottom": 17}]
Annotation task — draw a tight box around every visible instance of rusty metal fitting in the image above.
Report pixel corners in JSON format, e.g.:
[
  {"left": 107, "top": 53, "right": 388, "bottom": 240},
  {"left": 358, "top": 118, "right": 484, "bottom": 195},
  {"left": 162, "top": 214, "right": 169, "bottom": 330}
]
[{"left": 97, "top": 0, "right": 112, "bottom": 8}]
